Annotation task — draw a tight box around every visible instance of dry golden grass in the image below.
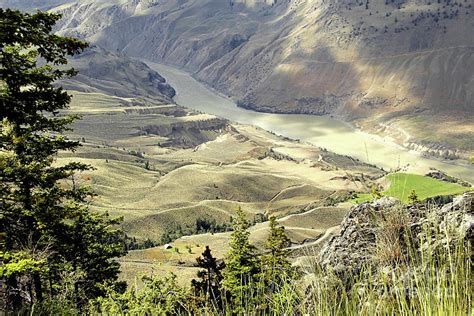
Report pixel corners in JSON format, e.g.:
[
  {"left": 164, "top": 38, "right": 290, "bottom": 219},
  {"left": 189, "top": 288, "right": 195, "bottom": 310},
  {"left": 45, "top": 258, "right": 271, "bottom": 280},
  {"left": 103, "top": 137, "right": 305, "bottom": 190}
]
[{"left": 60, "top": 89, "right": 387, "bottom": 283}]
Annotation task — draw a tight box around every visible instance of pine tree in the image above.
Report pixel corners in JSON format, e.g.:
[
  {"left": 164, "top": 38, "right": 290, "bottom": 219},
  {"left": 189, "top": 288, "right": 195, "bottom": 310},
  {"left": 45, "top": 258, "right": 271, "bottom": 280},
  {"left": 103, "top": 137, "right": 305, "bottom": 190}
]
[
  {"left": 260, "top": 217, "right": 299, "bottom": 312},
  {"left": 0, "top": 9, "right": 125, "bottom": 311},
  {"left": 371, "top": 186, "right": 383, "bottom": 199},
  {"left": 261, "top": 216, "right": 292, "bottom": 289},
  {"left": 408, "top": 189, "right": 419, "bottom": 204},
  {"left": 222, "top": 207, "right": 259, "bottom": 313},
  {"left": 192, "top": 246, "right": 224, "bottom": 307}
]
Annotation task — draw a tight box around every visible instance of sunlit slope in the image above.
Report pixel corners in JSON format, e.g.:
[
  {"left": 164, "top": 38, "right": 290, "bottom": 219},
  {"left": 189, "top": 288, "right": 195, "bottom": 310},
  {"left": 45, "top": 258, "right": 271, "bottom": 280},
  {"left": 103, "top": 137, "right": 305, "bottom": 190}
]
[
  {"left": 119, "top": 205, "right": 347, "bottom": 285},
  {"left": 57, "top": 90, "right": 383, "bottom": 243},
  {"left": 352, "top": 172, "right": 470, "bottom": 204},
  {"left": 47, "top": 0, "right": 474, "bottom": 158},
  {"left": 384, "top": 173, "right": 469, "bottom": 203}
]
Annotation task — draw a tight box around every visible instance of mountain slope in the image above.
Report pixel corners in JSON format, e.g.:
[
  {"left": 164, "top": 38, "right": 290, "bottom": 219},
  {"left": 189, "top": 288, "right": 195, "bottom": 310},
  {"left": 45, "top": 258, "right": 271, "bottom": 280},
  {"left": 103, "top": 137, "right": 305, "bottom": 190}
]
[
  {"left": 60, "top": 45, "right": 175, "bottom": 102},
  {"left": 0, "top": 0, "right": 73, "bottom": 10},
  {"left": 2, "top": 0, "right": 472, "bottom": 156}
]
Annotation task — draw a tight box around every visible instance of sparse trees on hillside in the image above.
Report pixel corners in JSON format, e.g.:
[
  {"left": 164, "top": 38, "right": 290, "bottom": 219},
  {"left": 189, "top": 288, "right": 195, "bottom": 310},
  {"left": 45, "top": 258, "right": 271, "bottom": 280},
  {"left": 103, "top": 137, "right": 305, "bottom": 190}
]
[{"left": 0, "top": 8, "right": 125, "bottom": 312}]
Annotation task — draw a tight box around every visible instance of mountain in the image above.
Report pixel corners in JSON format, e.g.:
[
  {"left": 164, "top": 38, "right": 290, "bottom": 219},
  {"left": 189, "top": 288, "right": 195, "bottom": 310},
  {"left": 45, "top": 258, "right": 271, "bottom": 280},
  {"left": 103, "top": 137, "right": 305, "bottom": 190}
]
[
  {"left": 59, "top": 45, "right": 175, "bottom": 102},
  {"left": 0, "top": 0, "right": 73, "bottom": 10},
  {"left": 1, "top": 0, "right": 472, "bottom": 156}
]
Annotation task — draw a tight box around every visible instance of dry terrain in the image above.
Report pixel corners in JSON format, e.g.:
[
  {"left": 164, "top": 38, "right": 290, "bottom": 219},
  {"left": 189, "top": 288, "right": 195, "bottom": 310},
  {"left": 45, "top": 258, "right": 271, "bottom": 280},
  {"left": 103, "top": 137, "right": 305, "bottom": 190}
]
[
  {"left": 62, "top": 89, "right": 382, "bottom": 237},
  {"left": 2, "top": 0, "right": 472, "bottom": 285},
  {"left": 20, "top": 42, "right": 382, "bottom": 284},
  {"left": 34, "top": 0, "right": 474, "bottom": 159},
  {"left": 55, "top": 79, "right": 384, "bottom": 284}
]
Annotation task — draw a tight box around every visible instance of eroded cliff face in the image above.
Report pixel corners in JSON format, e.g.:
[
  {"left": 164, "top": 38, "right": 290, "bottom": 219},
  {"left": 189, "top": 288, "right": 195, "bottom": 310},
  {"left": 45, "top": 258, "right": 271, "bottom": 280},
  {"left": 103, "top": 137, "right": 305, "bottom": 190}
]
[
  {"left": 4, "top": 0, "right": 471, "bottom": 155},
  {"left": 60, "top": 45, "right": 176, "bottom": 102}
]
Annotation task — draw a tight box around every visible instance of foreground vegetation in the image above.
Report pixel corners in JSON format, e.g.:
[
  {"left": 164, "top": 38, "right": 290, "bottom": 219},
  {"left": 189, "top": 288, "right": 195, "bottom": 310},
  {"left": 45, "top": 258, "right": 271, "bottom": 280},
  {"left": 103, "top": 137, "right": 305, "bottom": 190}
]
[
  {"left": 43, "top": 201, "right": 474, "bottom": 315},
  {"left": 0, "top": 9, "right": 125, "bottom": 312}
]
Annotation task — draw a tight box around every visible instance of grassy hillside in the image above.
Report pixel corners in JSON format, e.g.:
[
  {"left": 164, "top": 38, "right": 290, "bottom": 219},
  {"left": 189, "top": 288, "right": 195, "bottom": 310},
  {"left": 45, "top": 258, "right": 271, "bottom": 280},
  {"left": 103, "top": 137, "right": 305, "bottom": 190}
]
[
  {"left": 46, "top": 87, "right": 388, "bottom": 285},
  {"left": 384, "top": 173, "right": 469, "bottom": 203},
  {"left": 59, "top": 90, "right": 384, "bottom": 245}
]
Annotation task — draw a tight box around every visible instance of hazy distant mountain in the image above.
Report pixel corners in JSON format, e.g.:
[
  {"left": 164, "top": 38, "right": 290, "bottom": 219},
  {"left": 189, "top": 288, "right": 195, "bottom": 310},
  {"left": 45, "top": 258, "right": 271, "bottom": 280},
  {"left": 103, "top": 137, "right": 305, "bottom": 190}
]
[
  {"left": 2, "top": 0, "right": 472, "bottom": 156},
  {"left": 0, "top": 0, "right": 73, "bottom": 11}
]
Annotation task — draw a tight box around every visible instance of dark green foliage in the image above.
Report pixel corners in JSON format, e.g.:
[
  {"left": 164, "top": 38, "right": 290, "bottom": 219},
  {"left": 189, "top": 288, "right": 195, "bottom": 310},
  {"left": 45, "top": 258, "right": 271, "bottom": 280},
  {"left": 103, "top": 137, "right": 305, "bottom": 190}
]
[
  {"left": 261, "top": 217, "right": 293, "bottom": 284},
  {"left": 257, "top": 217, "right": 300, "bottom": 313},
  {"left": 192, "top": 246, "right": 225, "bottom": 308},
  {"left": 160, "top": 217, "right": 232, "bottom": 244},
  {"left": 124, "top": 235, "right": 157, "bottom": 251},
  {"left": 58, "top": 211, "right": 126, "bottom": 302},
  {"left": 0, "top": 8, "right": 125, "bottom": 312},
  {"left": 90, "top": 273, "right": 189, "bottom": 314},
  {"left": 222, "top": 207, "right": 260, "bottom": 313},
  {"left": 189, "top": 214, "right": 299, "bottom": 314},
  {"left": 371, "top": 186, "right": 383, "bottom": 199},
  {"left": 408, "top": 189, "right": 419, "bottom": 204}
]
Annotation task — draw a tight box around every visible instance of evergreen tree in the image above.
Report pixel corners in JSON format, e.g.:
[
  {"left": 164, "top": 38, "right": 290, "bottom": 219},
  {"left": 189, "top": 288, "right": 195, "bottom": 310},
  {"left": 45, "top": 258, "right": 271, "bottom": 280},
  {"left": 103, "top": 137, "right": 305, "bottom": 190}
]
[
  {"left": 58, "top": 210, "right": 126, "bottom": 304},
  {"left": 0, "top": 9, "right": 125, "bottom": 311},
  {"left": 259, "top": 216, "right": 299, "bottom": 312},
  {"left": 371, "top": 186, "right": 383, "bottom": 199},
  {"left": 261, "top": 217, "right": 292, "bottom": 289},
  {"left": 408, "top": 189, "right": 419, "bottom": 204},
  {"left": 222, "top": 207, "right": 259, "bottom": 313},
  {"left": 192, "top": 246, "right": 224, "bottom": 307}
]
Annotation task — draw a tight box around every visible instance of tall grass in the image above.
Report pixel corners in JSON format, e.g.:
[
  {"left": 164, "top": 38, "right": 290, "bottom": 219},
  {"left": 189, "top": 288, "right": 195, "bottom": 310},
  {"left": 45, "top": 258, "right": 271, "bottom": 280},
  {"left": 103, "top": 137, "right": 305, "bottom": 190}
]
[{"left": 303, "top": 205, "right": 472, "bottom": 316}]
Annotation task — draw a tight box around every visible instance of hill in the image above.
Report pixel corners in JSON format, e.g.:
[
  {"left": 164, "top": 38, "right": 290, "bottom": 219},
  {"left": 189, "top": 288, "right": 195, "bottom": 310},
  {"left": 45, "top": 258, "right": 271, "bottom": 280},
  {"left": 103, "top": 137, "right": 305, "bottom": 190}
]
[
  {"left": 59, "top": 45, "right": 176, "bottom": 102},
  {"left": 32, "top": 0, "right": 474, "bottom": 159}
]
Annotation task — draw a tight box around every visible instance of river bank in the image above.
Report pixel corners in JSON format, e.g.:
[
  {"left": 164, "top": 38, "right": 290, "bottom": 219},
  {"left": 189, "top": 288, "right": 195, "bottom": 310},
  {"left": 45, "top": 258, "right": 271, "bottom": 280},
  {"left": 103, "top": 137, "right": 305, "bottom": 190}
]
[{"left": 142, "top": 61, "right": 474, "bottom": 184}]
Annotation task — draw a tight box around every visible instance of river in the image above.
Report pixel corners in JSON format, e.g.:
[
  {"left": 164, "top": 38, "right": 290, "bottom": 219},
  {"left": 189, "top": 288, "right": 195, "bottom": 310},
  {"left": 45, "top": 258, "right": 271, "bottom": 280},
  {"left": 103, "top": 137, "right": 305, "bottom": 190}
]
[{"left": 145, "top": 61, "right": 474, "bottom": 184}]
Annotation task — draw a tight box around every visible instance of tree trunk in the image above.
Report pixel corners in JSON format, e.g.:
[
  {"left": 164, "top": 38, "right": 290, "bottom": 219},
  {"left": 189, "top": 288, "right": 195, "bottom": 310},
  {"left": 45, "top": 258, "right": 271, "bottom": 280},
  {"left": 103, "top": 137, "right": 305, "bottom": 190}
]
[
  {"left": 33, "top": 272, "right": 43, "bottom": 303},
  {"left": 6, "top": 275, "right": 22, "bottom": 312}
]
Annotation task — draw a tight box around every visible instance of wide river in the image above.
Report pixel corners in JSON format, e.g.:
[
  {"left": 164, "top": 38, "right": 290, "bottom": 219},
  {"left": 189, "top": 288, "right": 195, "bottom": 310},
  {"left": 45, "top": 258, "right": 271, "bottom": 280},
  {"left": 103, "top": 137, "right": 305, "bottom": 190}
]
[{"left": 145, "top": 61, "right": 474, "bottom": 184}]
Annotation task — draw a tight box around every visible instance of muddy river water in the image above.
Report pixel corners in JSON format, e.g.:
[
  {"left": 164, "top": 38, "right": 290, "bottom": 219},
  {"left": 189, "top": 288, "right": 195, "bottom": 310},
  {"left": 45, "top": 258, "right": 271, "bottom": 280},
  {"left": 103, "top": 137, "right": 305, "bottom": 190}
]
[{"left": 145, "top": 61, "right": 474, "bottom": 184}]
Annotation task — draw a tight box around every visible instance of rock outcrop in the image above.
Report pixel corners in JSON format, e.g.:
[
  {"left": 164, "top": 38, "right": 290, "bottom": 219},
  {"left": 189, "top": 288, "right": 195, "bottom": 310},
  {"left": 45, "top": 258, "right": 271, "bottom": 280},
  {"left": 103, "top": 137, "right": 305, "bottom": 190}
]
[
  {"left": 141, "top": 116, "right": 229, "bottom": 148},
  {"left": 319, "top": 192, "right": 473, "bottom": 284}
]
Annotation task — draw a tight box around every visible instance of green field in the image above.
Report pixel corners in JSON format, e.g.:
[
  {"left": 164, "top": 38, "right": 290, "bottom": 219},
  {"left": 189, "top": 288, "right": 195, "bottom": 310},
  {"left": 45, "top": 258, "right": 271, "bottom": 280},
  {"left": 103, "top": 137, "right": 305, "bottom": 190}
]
[{"left": 352, "top": 173, "right": 470, "bottom": 204}]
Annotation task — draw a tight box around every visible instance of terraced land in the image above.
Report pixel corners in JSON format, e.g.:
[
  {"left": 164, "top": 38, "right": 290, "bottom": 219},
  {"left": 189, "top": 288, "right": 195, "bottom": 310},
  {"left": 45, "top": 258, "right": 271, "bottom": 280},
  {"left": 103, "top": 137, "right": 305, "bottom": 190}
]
[{"left": 57, "top": 89, "right": 388, "bottom": 284}]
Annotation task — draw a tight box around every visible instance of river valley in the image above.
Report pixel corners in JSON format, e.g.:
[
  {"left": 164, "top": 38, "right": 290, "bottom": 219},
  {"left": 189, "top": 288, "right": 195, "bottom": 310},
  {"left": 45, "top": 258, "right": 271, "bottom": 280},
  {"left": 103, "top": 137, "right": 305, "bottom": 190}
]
[{"left": 145, "top": 61, "right": 474, "bottom": 184}]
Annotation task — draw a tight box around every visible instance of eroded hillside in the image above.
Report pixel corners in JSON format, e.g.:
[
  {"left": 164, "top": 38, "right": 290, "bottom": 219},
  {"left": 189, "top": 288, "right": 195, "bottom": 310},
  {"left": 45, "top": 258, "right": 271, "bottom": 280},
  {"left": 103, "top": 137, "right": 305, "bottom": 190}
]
[
  {"left": 37, "top": 0, "right": 474, "bottom": 158},
  {"left": 57, "top": 84, "right": 384, "bottom": 282},
  {"left": 60, "top": 45, "right": 175, "bottom": 102}
]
